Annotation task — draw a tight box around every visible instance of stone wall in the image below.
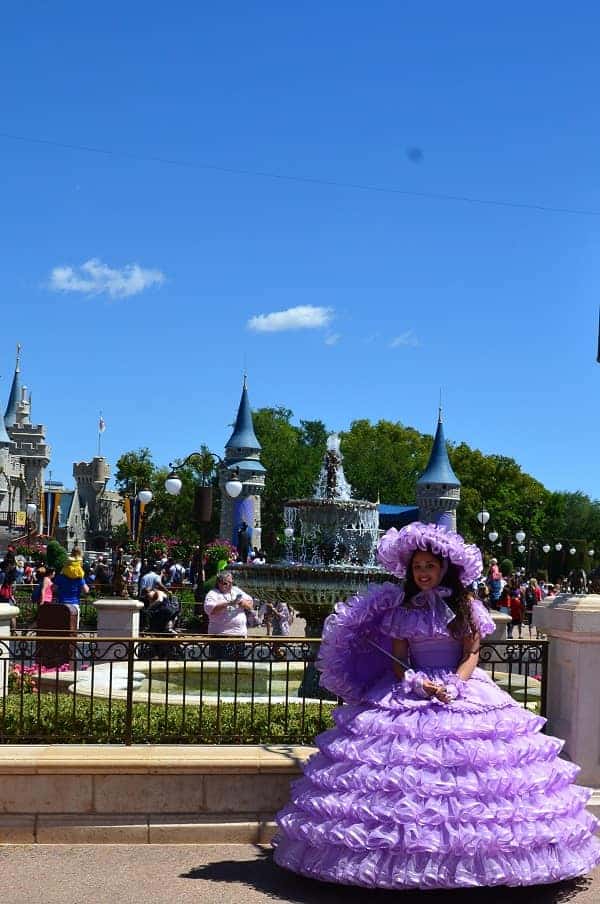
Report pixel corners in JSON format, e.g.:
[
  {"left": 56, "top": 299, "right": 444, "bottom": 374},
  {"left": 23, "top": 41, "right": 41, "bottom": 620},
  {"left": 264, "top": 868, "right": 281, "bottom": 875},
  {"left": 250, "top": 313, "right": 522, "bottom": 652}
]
[{"left": 0, "top": 745, "right": 312, "bottom": 843}]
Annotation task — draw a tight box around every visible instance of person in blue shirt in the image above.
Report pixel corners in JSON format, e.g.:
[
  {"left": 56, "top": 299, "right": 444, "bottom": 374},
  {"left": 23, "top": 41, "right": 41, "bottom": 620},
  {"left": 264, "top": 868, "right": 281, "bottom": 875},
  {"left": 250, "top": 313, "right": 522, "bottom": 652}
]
[{"left": 53, "top": 549, "right": 89, "bottom": 606}]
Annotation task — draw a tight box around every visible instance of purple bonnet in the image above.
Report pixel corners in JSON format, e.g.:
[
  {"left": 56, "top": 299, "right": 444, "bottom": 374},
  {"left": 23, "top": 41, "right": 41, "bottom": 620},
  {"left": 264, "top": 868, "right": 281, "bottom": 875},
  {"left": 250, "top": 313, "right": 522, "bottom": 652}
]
[{"left": 377, "top": 521, "right": 482, "bottom": 587}]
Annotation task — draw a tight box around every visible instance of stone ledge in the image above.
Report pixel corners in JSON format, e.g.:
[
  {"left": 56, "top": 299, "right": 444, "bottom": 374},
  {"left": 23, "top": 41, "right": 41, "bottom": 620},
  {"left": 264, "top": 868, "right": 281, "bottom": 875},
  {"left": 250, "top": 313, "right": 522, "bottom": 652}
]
[
  {"left": 0, "top": 815, "right": 279, "bottom": 845},
  {"left": 0, "top": 744, "right": 315, "bottom": 775}
]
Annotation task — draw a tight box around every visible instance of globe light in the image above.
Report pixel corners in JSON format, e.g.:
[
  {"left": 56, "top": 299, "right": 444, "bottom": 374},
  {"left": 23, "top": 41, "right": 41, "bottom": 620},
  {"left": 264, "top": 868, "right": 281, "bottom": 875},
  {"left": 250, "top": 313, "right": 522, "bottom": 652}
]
[
  {"left": 164, "top": 474, "right": 182, "bottom": 496},
  {"left": 477, "top": 510, "right": 490, "bottom": 526},
  {"left": 517, "top": 544, "right": 526, "bottom": 553},
  {"left": 569, "top": 547, "right": 576, "bottom": 555},
  {"left": 542, "top": 544, "right": 550, "bottom": 554},
  {"left": 284, "top": 527, "right": 294, "bottom": 539},
  {"left": 555, "top": 542, "right": 562, "bottom": 552},
  {"left": 488, "top": 531, "right": 498, "bottom": 543},
  {"left": 589, "top": 549, "right": 595, "bottom": 557},
  {"left": 137, "top": 489, "right": 153, "bottom": 505},
  {"left": 224, "top": 477, "right": 243, "bottom": 498},
  {"left": 515, "top": 530, "right": 526, "bottom": 543}
]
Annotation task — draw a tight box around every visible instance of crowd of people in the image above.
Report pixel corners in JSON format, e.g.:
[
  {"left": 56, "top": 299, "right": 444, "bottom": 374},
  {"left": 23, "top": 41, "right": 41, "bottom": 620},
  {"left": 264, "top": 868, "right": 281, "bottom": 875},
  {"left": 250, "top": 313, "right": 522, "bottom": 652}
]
[{"left": 475, "top": 557, "right": 581, "bottom": 638}]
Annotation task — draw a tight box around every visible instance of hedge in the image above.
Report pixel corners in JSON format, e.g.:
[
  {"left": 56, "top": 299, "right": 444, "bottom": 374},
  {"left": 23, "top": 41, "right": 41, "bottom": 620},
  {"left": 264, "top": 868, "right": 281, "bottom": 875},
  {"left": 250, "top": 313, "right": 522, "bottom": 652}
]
[{"left": 0, "top": 692, "right": 334, "bottom": 745}]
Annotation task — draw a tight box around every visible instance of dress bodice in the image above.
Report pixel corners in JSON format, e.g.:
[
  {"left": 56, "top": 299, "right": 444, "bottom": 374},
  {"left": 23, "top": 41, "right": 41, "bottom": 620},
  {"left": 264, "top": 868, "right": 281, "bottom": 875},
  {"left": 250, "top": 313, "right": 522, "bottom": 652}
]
[{"left": 408, "top": 636, "right": 464, "bottom": 671}]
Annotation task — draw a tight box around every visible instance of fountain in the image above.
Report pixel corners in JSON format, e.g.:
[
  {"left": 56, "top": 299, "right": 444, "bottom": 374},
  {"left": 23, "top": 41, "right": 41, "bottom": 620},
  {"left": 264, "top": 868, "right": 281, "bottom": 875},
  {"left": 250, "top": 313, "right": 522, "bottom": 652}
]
[
  {"left": 233, "top": 433, "right": 396, "bottom": 636},
  {"left": 283, "top": 433, "right": 379, "bottom": 566}
]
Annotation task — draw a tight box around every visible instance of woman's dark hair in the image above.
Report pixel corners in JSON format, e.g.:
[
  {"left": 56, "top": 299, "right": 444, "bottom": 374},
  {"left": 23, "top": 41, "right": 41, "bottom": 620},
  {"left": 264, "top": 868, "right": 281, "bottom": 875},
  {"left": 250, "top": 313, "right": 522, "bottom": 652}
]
[{"left": 403, "top": 548, "right": 476, "bottom": 637}]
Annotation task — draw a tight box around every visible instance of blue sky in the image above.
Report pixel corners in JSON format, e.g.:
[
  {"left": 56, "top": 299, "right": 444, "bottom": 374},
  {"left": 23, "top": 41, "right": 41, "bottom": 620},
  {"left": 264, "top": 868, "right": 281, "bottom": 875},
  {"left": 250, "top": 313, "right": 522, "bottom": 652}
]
[{"left": 2, "top": 3, "right": 600, "bottom": 499}]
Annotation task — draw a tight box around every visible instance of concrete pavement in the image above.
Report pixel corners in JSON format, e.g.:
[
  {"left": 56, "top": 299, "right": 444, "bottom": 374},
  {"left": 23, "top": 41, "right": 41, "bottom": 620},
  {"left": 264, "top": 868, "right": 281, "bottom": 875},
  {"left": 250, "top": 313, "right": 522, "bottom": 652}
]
[{"left": 1, "top": 844, "right": 599, "bottom": 904}]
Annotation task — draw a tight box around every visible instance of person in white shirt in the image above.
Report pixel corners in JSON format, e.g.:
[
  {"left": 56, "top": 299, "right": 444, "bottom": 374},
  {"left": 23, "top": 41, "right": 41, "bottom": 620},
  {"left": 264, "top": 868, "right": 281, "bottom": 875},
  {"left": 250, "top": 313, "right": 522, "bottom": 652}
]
[{"left": 204, "top": 571, "right": 254, "bottom": 659}]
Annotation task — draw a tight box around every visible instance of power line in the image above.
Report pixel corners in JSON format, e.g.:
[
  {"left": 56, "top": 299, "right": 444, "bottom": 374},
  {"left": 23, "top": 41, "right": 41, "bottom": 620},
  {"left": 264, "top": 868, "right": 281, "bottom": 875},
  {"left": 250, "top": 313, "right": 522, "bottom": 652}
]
[{"left": 1, "top": 129, "right": 599, "bottom": 217}]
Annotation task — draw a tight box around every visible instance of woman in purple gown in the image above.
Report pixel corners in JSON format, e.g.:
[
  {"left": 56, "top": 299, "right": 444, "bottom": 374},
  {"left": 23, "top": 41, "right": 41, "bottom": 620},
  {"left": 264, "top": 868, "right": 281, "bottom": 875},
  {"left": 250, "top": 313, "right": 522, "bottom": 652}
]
[{"left": 273, "top": 522, "right": 600, "bottom": 889}]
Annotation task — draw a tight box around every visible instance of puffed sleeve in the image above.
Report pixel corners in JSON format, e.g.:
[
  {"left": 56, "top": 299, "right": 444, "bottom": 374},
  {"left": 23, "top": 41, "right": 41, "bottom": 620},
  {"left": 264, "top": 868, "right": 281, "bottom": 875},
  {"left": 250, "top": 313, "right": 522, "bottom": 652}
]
[{"left": 468, "top": 597, "right": 496, "bottom": 638}]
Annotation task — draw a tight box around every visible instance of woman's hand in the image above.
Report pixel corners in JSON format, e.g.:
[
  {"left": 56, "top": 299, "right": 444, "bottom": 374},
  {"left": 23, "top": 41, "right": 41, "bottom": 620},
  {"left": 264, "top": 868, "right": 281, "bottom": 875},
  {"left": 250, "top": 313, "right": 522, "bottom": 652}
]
[{"left": 421, "top": 679, "right": 451, "bottom": 703}]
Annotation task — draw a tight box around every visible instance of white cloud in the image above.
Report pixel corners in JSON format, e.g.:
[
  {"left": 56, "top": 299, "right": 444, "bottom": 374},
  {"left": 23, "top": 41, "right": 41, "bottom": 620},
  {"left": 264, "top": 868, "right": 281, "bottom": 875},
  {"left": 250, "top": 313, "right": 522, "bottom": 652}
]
[
  {"left": 389, "top": 330, "right": 420, "bottom": 348},
  {"left": 324, "top": 333, "right": 341, "bottom": 346},
  {"left": 247, "top": 304, "right": 333, "bottom": 333},
  {"left": 49, "top": 258, "right": 165, "bottom": 299}
]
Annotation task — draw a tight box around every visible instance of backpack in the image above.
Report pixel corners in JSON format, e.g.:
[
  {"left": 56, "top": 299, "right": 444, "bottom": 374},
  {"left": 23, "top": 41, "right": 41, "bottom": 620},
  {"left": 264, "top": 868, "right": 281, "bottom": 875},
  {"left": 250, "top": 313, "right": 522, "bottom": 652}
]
[
  {"left": 525, "top": 586, "right": 537, "bottom": 607},
  {"left": 31, "top": 583, "right": 42, "bottom": 604}
]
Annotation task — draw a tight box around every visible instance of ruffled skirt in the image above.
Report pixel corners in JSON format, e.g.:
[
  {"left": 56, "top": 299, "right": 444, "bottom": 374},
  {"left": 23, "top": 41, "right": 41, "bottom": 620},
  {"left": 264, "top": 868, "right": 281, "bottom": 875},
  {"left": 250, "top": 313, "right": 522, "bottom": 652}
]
[{"left": 273, "top": 668, "right": 600, "bottom": 889}]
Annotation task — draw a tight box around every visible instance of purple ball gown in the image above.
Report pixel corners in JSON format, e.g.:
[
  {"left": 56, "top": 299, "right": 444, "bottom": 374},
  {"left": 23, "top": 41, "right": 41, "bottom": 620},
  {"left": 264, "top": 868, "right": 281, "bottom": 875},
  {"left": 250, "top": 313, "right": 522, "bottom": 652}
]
[{"left": 273, "top": 583, "right": 600, "bottom": 889}]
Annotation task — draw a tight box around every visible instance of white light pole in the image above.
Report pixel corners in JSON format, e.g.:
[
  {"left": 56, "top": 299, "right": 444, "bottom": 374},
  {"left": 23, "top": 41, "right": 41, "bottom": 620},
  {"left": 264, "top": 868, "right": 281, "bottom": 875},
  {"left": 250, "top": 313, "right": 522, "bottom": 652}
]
[{"left": 165, "top": 453, "right": 243, "bottom": 602}]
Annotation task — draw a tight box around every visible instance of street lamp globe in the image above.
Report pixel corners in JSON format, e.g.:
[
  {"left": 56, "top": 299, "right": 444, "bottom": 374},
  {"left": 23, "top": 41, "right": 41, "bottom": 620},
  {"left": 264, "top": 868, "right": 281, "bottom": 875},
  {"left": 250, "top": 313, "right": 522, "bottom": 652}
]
[
  {"left": 517, "top": 544, "right": 526, "bottom": 553},
  {"left": 137, "top": 489, "right": 153, "bottom": 505},
  {"left": 589, "top": 549, "right": 595, "bottom": 557},
  {"left": 569, "top": 547, "right": 577, "bottom": 555},
  {"left": 224, "top": 476, "right": 243, "bottom": 498},
  {"left": 284, "top": 527, "right": 294, "bottom": 539},
  {"left": 477, "top": 510, "right": 490, "bottom": 526},
  {"left": 542, "top": 544, "right": 550, "bottom": 554},
  {"left": 488, "top": 530, "right": 498, "bottom": 543},
  {"left": 164, "top": 474, "right": 182, "bottom": 496},
  {"left": 555, "top": 542, "right": 562, "bottom": 552},
  {"left": 515, "top": 530, "right": 526, "bottom": 544}
]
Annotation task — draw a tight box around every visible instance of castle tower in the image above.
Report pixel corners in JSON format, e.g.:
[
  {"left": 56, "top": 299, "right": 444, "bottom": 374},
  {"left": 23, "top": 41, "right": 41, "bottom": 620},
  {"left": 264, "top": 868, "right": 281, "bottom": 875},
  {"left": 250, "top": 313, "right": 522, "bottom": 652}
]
[
  {"left": 416, "top": 409, "right": 461, "bottom": 530},
  {"left": 3, "top": 343, "right": 21, "bottom": 429},
  {"left": 218, "top": 377, "right": 266, "bottom": 554},
  {"left": 4, "top": 345, "right": 50, "bottom": 532}
]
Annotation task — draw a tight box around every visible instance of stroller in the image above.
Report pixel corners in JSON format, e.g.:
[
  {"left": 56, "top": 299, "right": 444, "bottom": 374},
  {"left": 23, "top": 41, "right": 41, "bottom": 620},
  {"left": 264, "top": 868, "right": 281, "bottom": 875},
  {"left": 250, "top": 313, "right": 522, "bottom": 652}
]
[{"left": 139, "top": 591, "right": 184, "bottom": 660}]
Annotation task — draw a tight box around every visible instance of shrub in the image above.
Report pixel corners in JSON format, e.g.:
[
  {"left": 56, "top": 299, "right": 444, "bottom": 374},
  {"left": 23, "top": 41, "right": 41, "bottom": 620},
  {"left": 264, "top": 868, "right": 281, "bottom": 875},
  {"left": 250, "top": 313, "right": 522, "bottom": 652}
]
[
  {"left": 204, "top": 539, "right": 238, "bottom": 577},
  {"left": 500, "top": 558, "right": 514, "bottom": 577},
  {"left": 0, "top": 693, "right": 334, "bottom": 745},
  {"left": 46, "top": 540, "right": 69, "bottom": 573}
]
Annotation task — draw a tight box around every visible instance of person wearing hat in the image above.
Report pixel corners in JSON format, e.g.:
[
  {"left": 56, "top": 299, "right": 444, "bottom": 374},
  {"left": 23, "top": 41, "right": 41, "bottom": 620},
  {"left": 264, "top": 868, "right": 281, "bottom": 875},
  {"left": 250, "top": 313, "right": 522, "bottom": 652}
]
[
  {"left": 486, "top": 556, "right": 503, "bottom": 609},
  {"left": 273, "top": 521, "right": 600, "bottom": 889}
]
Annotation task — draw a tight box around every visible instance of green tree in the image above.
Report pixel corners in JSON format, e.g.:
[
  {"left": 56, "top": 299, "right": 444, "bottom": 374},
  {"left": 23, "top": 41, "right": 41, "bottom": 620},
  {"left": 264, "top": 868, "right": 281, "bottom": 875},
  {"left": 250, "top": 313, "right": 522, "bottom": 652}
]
[
  {"left": 114, "top": 448, "right": 155, "bottom": 496},
  {"left": 253, "top": 407, "right": 329, "bottom": 553}
]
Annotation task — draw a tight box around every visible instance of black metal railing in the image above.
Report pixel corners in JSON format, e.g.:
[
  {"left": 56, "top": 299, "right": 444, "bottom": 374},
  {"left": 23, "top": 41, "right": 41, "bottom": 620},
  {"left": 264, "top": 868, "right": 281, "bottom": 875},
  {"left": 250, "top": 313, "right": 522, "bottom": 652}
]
[
  {"left": 479, "top": 639, "right": 548, "bottom": 720},
  {"left": 0, "top": 635, "right": 549, "bottom": 745}
]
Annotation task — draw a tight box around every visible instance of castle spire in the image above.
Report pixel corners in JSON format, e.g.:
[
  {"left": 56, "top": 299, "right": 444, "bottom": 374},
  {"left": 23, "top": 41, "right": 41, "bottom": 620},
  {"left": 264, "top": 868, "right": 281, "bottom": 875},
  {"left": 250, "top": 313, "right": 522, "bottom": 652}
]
[
  {"left": 225, "top": 377, "right": 261, "bottom": 452},
  {"left": 415, "top": 407, "right": 461, "bottom": 530},
  {"left": 4, "top": 343, "right": 22, "bottom": 428},
  {"left": 417, "top": 413, "right": 460, "bottom": 488}
]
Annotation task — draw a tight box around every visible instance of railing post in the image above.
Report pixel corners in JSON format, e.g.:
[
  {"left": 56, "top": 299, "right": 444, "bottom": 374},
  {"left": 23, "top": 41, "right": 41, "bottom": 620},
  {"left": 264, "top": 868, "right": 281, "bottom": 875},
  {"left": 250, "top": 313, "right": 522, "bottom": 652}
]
[{"left": 124, "top": 640, "right": 135, "bottom": 745}]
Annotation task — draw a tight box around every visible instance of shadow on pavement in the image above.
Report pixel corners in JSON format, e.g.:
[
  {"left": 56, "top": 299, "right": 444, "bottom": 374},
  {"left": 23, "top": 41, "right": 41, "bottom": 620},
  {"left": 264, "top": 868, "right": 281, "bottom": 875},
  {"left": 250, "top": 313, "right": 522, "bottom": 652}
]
[{"left": 180, "top": 847, "right": 593, "bottom": 903}]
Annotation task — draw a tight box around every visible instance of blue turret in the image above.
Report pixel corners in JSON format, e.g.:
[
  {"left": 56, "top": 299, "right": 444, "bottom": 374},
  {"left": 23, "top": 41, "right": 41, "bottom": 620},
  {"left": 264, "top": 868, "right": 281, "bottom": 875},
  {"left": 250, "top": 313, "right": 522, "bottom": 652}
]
[
  {"left": 225, "top": 375, "right": 261, "bottom": 453},
  {"left": 417, "top": 411, "right": 460, "bottom": 488},
  {"left": 416, "top": 409, "right": 461, "bottom": 529},
  {"left": 219, "top": 377, "right": 266, "bottom": 553},
  {"left": 4, "top": 344, "right": 21, "bottom": 428}
]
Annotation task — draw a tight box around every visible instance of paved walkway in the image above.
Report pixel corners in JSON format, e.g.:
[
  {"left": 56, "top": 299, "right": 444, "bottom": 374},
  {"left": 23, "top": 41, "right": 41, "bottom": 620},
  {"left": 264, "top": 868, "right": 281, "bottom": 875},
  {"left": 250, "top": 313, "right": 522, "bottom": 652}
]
[{"left": 1, "top": 845, "right": 599, "bottom": 904}]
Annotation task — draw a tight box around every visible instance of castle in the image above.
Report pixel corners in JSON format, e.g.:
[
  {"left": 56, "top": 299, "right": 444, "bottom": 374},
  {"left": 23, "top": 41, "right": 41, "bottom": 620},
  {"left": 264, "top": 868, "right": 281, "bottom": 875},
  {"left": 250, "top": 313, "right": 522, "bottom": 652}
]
[
  {"left": 0, "top": 347, "right": 124, "bottom": 553},
  {"left": 0, "top": 349, "right": 459, "bottom": 555},
  {"left": 217, "top": 385, "right": 460, "bottom": 551}
]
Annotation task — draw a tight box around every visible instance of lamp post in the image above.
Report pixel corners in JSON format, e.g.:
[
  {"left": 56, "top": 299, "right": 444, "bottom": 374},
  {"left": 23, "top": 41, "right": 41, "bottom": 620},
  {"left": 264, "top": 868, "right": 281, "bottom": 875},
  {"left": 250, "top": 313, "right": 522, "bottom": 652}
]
[
  {"left": 165, "top": 452, "right": 242, "bottom": 615},
  {"left": 137, "top": 489, "right": 153, "bottom": 585},
  {"left": 477, "top": 508, "right": 490, "bottom": 556}
]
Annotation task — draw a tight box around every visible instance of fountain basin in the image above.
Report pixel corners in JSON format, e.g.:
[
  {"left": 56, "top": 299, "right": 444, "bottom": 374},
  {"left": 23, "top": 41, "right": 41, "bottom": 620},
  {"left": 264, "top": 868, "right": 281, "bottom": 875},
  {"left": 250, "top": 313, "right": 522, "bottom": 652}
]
[{"left": 67, "top": 660, "right": 331, "bottom": 706}]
